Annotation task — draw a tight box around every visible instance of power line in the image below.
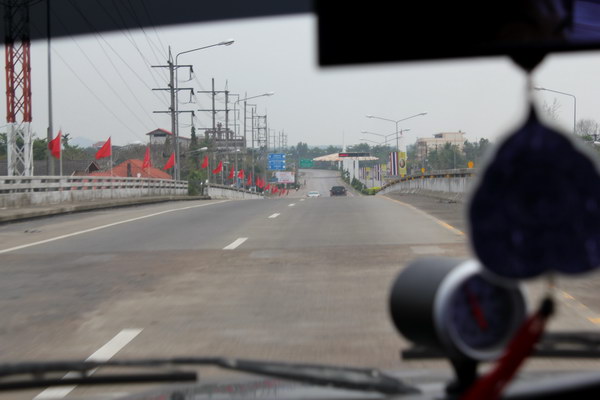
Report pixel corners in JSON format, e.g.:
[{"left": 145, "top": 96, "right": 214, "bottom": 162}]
[
  {"left": 66, "top": 0, "right": 161, "bottom": 129},
  {"left": 32, "top": 23, "right": 143, "bottom": 140},
  {"left": 139, "top": 0, "right": 168, "bottom": 55},
  {"left": 92, "top": 1, "right": 169, "bottom": 108},
  {"left": 97, "top": 0, "right": 170, "bottom": 103},
  {"left": 52, "top": 6, "right": 153, "bottom": 135},
  {"left": 122, "top": 0, "right": 166, "bottom": 64}
]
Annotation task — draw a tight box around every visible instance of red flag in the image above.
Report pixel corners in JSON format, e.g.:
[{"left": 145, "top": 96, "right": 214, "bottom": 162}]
[
  {"left": 257, "top": 177, "right": 264, "bottom": 189},
  {"left": 237, "top": 169, "right": 244, "bottom": 179},
  {"left": 95, "top": 137, "right": 112, "bottom": 160},
  {"left": 265, "top": 184, "right": 271, "bottom": 191},
  {"left": 143, "top": 146, "right": 151, "bottom": 169},
  {"left": 163, "top": 152, "right": 175, "bottom": 170},
  {"left": 228, "top": 168, "right": 235, "bottom": 179},
  {"left": 273, "top": 186, "right": 279, "bottom": 193},
  {"left": 212, "top": 161, "right": 223, "bottom": 174},
  {"left": 246, "top": 173, "right": 252, "bottom": 186},
  {"left": 48, "top": 130, "right": 61, "bottom": 159},
  {"left": 201, "top": 155, "right": 209, "bottom": 168}
]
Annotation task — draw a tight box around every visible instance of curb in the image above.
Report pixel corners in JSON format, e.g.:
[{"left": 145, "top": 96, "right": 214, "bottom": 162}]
[{"left": 0, "top": 196, "right": 211, "bottom": 224}]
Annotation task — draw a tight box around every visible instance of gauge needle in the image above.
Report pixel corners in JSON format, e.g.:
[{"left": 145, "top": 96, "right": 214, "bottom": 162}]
[{"left": 466, "top": 289, "right": 489, "bottom": 331}]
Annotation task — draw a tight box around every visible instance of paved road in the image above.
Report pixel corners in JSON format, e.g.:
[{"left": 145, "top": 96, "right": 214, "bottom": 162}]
[{"left": 1, "top": 169, "right": 600, "bottom": 399}]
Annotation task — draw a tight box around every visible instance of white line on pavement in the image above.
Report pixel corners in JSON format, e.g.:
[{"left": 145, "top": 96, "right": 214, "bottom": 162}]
[
  {"left": 34, "top": 329, "right": 143, "bottom": 399},
  {"left": 299, "top": 199, "right": 305, "bottom": 201},
  {"left": 288, "top": 203, "right": 295, "bottom": 207},
  {"left": 223, "top": 237, "right": 248, "bottom": 250},
  {"left": 268, "top": 213, "right": 280, "bottom": 219},
  {"left": 0, "top": 201, "right": 229, "bottom": 255}
]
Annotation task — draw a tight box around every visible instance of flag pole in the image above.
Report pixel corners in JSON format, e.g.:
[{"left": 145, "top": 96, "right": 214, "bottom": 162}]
[
  {"left": 110, "top": 136, "right": 113, "bottom": 177},
  {"left": 59, "top": 128, "right": 63, "bottom": 176}
]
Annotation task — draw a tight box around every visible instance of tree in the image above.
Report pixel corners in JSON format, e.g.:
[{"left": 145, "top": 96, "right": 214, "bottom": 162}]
[
  {"left": 575, "top": 119, "right": 599, "bottom": 142},
  {"left": 0, "top": 133, "right": 6, "bottom": 158},
  {"left": 542, "top": 99, "right": 561, "bottom": 122},
  {"left": 296, "top": 142, "right": 309, "bottom": 157},
  {"left": 33, "top": 137, "right": 48, "bottom": 160},
  {"left": 347, "top": 142, "right": 370, "bottom": 153}
]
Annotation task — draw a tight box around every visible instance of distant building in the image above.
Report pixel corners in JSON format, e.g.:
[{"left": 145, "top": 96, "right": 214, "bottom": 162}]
[
  {"left": 415, "top": 131, "right": 466, "bottom": 162},
  {"left": 146, "top": 128, "right": 191, "bottom": 148}
]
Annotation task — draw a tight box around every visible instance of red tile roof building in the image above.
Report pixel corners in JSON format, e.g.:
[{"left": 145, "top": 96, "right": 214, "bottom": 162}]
[{"left": 89, "top": 159, "right": 172, "bottom": 179}]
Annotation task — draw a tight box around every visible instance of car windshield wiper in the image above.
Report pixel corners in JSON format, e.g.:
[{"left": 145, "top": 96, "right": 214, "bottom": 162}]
[{"left": 0, "top": 357, "right": 420, "bottom": 395}]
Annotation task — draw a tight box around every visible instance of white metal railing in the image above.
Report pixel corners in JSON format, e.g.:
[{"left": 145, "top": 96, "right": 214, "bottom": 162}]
[{"left": 0, "top": 175, "right": 188, "bottom": 207}]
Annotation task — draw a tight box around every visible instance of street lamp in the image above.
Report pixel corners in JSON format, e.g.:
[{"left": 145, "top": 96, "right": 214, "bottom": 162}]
[
  {"left": 185, "top": 146, "right": 208, "bottom": 154},
  {"left": 534, "top": 87, "right": 577, "bottom": 134},
  {"left": 365, "top": 112, "right": 427, "bottom": 151},
  {"left": 173, "top": 39, "right": 235, "bottom": 181},
  {"left": 361, "top": 129, "right": 410, "bottom": 145},
  {"left": 360, "top": 137, "right": 394, "bottom": 146}
]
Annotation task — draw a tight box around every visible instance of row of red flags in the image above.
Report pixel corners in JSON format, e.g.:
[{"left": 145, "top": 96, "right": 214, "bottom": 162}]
[
  {"left": 48, "top": 131, "right": 112, "bottom": 160},
  {"left": 48, "top": 133, "right": 282, "bottom": 191}
]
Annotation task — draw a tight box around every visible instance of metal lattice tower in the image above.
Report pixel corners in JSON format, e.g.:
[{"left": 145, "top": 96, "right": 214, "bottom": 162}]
[{"left": 4, "top": 0, "right": 33, "bottom": 176}]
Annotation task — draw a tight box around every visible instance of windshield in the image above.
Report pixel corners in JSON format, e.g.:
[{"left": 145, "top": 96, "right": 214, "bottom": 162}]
[{"left": 2, "top": 3, "right": 600, "bottom": 400}]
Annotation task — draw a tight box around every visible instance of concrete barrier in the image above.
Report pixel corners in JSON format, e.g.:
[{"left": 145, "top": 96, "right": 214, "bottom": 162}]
[
  {"left": 0, "top": 176, "right": 188, "bottom": 208},
  {"left": 377, "top": 169, "right": 477, "bottom": 202},
  {"left": 207, "top": 184, "right": 264, "bottom": 200}
]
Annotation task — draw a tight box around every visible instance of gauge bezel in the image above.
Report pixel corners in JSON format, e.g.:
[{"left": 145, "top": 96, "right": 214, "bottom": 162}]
[{"left": 433, "top": 259, "right": 527, "bottom": 361}]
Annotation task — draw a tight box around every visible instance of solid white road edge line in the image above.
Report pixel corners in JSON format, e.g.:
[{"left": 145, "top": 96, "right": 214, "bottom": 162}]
[
  {"left": 0, "top": 201, "right": 229, "bottom": 254},
  {"left": 33, "top": 329, "right": 143, "bottom": 399},
  {"left": 223, "top": 237, "right": 248, "bottom": 250},
  {"left": 268, "top": 213, "right": 280, "bottom": 219}
]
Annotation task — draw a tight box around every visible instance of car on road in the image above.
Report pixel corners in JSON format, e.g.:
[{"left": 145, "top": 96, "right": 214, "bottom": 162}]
[
  {"left": 307, "top": 191, "right": 320, "bottom": 197},
  {"left": 330, "top": 186, "right": 347, "bottom": 196}
]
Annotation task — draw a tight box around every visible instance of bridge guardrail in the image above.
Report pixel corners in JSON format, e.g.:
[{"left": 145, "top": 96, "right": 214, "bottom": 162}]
[
  {"left": 377, "top": 168, "right": 478, "bottom": 201},
  {"left": 0, "top": 175, "right": 188, "bottom": 208}
]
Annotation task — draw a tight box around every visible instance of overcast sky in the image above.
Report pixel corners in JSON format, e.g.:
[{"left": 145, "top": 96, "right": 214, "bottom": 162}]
[{"left": 3, "top": 13, "right": 600, "bottom": 148}]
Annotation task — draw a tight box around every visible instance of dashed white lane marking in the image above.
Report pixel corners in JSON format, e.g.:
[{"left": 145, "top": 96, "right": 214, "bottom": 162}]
[
  {"left": 268, "top": 213, "right": 281, "bottom": 219},
  {"left": 223, "top": 237, "right": 248, "bottom": 250},
  {"left": 0, "top": 201, "right": 229, "bottom": 255},
  {"left": 299, "top": 199, "right": 305, "bottom": 201},
  {"left": 288, "top": 203, "right": 296, "bottom": 207},
  {"left": 34, "top": 329, "right": 143, "bottom": 399}
]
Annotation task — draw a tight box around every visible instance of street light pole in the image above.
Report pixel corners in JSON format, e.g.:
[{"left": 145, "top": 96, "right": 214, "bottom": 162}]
[
  {"left": 365, "top": 112, "right": 427, "bottom": 152},
  {"left": 534, "top": 87, "right": 577, "bottom": 134}
]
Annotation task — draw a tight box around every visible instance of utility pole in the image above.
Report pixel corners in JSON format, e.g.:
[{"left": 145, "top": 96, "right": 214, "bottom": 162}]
[
  {"left": 197, "top": 79, "right": 231, "bottom": 184},
  {"left": 152, "top": 46, "right": 193, "bottom": 180},
  {"left": 47, "top": 0, "right": 54, "bottom": 175}
]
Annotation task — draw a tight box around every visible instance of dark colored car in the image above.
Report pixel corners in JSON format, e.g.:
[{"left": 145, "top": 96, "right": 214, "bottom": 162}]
[{"left": 330, "top": 186, "right": 347, "bottom": 196}]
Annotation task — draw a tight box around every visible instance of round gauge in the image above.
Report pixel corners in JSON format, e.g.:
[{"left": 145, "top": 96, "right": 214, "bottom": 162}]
[{"left": 390, "top": 258, "right": 526, "bottom": 361}]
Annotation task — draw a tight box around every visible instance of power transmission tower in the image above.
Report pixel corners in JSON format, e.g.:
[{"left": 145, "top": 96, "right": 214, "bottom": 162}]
[{"left": 5, "top": 0, "right": 33, "bottom": 176}]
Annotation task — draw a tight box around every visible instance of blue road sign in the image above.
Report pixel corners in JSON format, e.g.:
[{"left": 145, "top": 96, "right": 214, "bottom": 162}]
[
  {"left": 268, "top": 153, "right": 286, "bottom": 161},
  {"left": 268, "top": 161, "right": 286, "bottom": 170}
]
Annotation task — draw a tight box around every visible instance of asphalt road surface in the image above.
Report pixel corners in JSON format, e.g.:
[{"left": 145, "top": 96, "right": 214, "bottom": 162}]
[{"left": 1, "top": 169, "right": 600, "bottom": 399}]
